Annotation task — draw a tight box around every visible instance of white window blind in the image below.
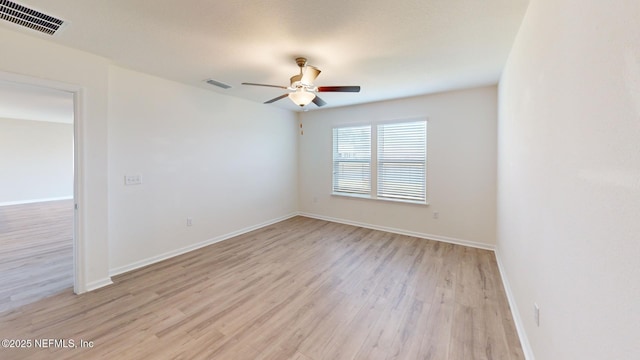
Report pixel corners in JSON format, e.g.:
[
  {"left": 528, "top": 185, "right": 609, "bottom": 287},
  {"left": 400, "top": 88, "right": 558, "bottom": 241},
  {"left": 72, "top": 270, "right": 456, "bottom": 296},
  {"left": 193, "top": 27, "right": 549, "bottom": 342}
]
[
  {"left": 332, "top": 125, "right": 371, "bottom": 195},
  {"left": 377, "top": 121, "right": 427, "bottom": 202}
]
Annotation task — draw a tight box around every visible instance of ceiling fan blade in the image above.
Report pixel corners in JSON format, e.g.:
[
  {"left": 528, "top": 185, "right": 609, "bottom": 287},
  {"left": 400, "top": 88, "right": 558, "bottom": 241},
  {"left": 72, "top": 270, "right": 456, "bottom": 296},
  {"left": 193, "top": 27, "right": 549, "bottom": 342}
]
[
  {"left": 242, "top": 82, "right": 288, "bottom": 89},
  {"left": 264, "top": 94, "right": 289, "bottom": 104},
  {"left": 317, "top": 86, "right": 361, "bottom": 92},
  {"left": 301, "top": 66, "right": 321, "bottom": 84},
  {"left": 312, "top": 96, "right": 327, "bottom": 107}
]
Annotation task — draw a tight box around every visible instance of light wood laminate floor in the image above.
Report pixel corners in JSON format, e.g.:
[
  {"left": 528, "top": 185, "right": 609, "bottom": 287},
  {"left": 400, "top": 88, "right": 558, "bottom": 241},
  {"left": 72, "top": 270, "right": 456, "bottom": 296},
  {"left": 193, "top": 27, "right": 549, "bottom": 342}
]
[
  {"left": 0, "top": 216, "right": 523, "bottom": 359},
  {"left": 0, "top": 200, "right": 74, "bottom": 314}
]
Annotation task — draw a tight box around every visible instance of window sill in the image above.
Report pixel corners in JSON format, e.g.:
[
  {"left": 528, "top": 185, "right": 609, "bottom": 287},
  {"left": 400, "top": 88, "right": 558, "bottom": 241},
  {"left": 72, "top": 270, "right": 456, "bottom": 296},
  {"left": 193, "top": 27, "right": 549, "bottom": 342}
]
[{"left": 331, "top": 192, "right": 429, "bottom": 206}]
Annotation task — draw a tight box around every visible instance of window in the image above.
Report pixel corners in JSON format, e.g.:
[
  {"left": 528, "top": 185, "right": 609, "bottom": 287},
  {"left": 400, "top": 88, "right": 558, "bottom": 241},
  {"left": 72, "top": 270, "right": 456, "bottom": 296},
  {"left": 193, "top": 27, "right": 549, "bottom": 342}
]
[
  {"left": 377, "top": 121, "right": 426, "bottom": 202},
  {"left": 332, "top": 125, "right": 371, "bottom": 195},
  {"left": 332, "top": 119, "right": 427, "bottom": 204}
]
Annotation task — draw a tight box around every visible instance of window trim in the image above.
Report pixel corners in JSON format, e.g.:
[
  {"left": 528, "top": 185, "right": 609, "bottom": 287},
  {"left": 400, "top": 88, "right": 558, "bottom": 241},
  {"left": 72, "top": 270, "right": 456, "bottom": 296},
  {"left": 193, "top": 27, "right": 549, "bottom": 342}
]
[{"left": 331, "top": 117, "right": 429, "bottom": 206}]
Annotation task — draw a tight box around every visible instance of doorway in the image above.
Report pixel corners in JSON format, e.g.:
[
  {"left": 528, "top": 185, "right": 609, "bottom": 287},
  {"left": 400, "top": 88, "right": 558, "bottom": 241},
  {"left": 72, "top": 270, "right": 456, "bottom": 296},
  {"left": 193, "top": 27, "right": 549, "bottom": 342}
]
[{"left": 0, "top": 78, "right": 79, "bottom": 312}]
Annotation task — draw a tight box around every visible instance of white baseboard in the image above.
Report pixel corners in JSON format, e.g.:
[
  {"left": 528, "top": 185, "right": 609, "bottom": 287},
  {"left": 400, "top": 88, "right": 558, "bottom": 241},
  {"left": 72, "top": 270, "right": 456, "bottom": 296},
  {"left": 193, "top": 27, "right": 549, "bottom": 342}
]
[
  {"left": 0, "top": 196, "right": 73, "bottom": 207},
  {"left": 109, "top": 212, "right": 299, "bottom": 277},
  {"left": 494, "top": 249, "right": 535, "bottom": 360},
  {"left": 83, "top": 277, "right": 113, "bottom": 293},
  {"left": 297, "top": 212, "right": 495, "bottom": 251}
]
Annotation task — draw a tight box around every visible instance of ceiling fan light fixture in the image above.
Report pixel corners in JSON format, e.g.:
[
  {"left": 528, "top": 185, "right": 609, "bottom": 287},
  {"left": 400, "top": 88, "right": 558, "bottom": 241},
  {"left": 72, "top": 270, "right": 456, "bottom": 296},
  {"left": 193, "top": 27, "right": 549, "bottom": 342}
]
[
  {"left": 288, "top": 89, "right": 316, "bottom": 107},
  {"left": 242, "top": 57, "right": 361, "bottom": 107}
]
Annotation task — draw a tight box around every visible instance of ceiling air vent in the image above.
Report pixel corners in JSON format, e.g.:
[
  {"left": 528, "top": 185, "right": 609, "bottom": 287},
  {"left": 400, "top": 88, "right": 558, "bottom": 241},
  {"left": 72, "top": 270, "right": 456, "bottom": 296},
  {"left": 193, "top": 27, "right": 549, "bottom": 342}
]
[
  {"left": 205, "top": 79, "right": 232, "bottom": 89},
  {"left": 0, "top": 0, "right": 64, "bottom": 35}
]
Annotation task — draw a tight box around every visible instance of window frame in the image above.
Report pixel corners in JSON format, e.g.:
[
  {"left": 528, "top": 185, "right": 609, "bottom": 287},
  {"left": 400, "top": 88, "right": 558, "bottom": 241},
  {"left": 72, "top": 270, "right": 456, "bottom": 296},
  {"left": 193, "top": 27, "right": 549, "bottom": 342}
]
[{"left": 331, "top": 118, "right": 428, "bottom": 205}]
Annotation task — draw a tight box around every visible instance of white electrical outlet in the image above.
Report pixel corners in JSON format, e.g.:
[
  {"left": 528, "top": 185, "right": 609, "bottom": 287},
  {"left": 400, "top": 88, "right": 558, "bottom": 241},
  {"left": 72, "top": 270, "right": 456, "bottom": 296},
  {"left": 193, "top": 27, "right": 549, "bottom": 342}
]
[
  {"left": 124, "top": 175, "right": 142, "bottom": 185},
  {"left": 187, "top": 218, "right": 193, "bottom": 227},
  {"left": 534, "top": 303, "right": 540, "bottom": 326}
]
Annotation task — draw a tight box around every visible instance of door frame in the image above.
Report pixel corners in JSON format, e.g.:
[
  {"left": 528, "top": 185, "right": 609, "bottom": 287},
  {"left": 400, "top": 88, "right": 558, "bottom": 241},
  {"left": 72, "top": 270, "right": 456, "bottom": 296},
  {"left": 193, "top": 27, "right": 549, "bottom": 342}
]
[{"left": 0, "top": 70, "right": 85, "bottom": 294}]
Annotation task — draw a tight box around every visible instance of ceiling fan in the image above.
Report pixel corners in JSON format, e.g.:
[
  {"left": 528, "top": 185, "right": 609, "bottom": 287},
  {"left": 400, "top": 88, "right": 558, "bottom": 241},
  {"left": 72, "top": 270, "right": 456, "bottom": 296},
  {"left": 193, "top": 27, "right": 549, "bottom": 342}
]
[{"left": 242, "top": 57, "right": 361, "bottom": 108}]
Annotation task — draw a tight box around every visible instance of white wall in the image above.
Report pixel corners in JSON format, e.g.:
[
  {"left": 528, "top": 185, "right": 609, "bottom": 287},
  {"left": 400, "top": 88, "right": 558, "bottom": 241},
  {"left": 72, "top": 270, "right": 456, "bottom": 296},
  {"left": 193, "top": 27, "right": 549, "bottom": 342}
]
[
  {"left": 0, "top": 27, "right": 111, "bottom": 291},
  {"left": 299, "top": 86, "right": 497, "bottom": 247},
  {"left": 107, "top": 66, "right": 298, "bottom": 273},
  {"left": 497, "top": 1, "right": 640, "bottom": 359},
  {"left": 0, "top": 118, "right": 73, "bottom": 204}
]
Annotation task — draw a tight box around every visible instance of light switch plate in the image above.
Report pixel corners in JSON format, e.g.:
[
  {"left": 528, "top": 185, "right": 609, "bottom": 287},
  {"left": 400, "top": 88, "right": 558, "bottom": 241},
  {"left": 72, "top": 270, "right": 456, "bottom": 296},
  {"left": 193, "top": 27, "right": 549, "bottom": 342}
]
[{"left": 124, "top": 175, "right": 142, "bottom": 185}]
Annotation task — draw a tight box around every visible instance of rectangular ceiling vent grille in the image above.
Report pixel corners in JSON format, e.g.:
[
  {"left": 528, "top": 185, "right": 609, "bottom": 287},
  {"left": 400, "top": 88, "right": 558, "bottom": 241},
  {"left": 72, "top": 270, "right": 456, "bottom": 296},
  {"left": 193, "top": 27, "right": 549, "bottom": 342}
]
[
  {"left": 0, "top": 0, "right": 64, "bottom": 35},
  {"left": 205, "top": 79, "right": 232, "bottom": 89}
]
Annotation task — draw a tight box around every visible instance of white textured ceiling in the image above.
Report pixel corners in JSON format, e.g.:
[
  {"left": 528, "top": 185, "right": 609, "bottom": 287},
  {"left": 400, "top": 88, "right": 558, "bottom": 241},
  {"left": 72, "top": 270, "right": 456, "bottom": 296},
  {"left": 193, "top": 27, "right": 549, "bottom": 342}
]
[{"left": 1, "top": 0, "right": 528, "bottom": 111}]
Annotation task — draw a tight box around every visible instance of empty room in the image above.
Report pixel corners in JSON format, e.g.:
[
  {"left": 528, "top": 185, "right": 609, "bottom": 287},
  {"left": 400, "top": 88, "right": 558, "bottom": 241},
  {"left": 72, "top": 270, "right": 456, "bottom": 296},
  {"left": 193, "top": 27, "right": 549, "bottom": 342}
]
[
  {"left": 0, "top": 81, "right": 75, "bottom": 314},
  {"left": 0, "top": 0, "right": 638, "bottom": 359}
]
